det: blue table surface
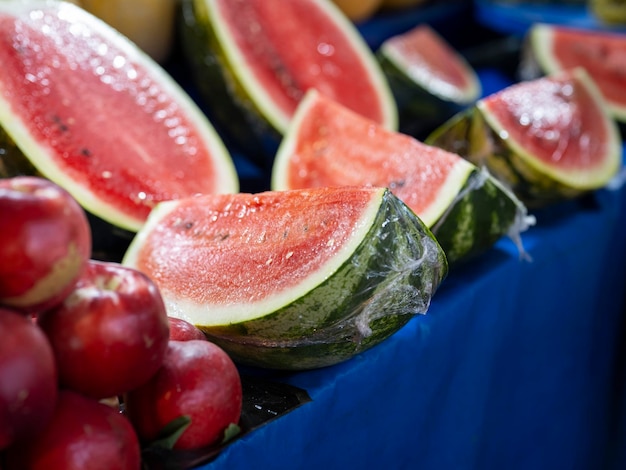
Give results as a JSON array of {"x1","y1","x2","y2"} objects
[{"x1": 172, "y1": 2, "x2": 626, "y2": 468}]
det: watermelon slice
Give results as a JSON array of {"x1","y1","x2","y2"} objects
[
  {"x1": 272, "y1": 89, "x2": 531, "y2": 265},
  {"x1": 427, "y1": 68, "x2": 622, "y2": 207},
  {"x1": 0, "y1": 0, "x2": 239, "y2": 234},
  {"x1": 522, "y1": 23, "x2": 626, "y2": 122},
  {"x1": 377, "y1": 24, "x2": 482, "y2": 136},
  {"x1": 122, "y1": 186, "x2": 447, "y2": 370},
  {"x1": 179, "y1": 0, "x2": 398, "y2": 161}
]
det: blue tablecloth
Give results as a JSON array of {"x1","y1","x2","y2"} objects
[{"x1": 194, "y1": 166, "x2": 625, "y2": 469}]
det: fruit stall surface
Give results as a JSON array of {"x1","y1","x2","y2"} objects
[
  {"x1": 2, "y1": 0, "x2": 626, "y2": 469},
  {"x1": 173, "y1": 2, "x2": 625, "y2": 469}
]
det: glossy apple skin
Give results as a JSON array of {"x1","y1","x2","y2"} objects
[
  {"x1": 0, "y1": 177, "x2": 91, "y2": 314},
  {"x1": 168, "y1": 316, "x2": 206, "y2": 341},
  {"x1": 125, "y1": 340, "x2": 243, "y2": 450},
  {"x1": 37, "y1": 260, "x2": 170, "y2": 399},
  {"x1": 4, "y1": 390, "x2": 140, "y2": 470},
  {"x1": 0, "y1": 308, "x2": 57, "y2": 451}
]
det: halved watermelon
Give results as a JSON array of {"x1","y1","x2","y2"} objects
[
  {"x1": 377, "y1": 24, "x2": 482, "y2": 136},
  {"x1": 272, "y1": 89, "x2": 531, "y2": 265},
  {"x1": 122, "y1": 186, "x2": 447, "y2": 370},
  {"x1": 0, "y1": 0, "x2": 239, "y2": 234},
  {"x1": 427, "y1": 68, "x2": 622, "y2": 207},
  {"x1": 521, "y1": 23, "x2": 626, "y2": 122},
  {"x1": 179, "y1": 0, "x2": 398, "y2": 161}
]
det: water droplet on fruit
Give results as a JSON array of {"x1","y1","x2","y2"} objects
[
  {"x1": 30, "y1": 10, "x2": 45, "y2": 22},
  {"x1": 112, "y1": 55, "x2": 126, "y2": 69},
  {"x1": 519, "y1": 113, "x2": 531, "y2": 126},
  {"x1": 317, "y1": 42, "x2": 335, "y2": 57},
  {"x1": 96, "y1": 42, "x2": 108, "y2": 57}
]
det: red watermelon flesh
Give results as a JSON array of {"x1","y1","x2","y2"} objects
[
  {"x1": 0, "y1": 2, "x2": 237, "y2": 231},
  {"x1": 211, "y1": 0, "x2": 395, "y2": 129},
  {"x1": 529, "y1": 24, "x2": 626, "y2": 121},
  {"x1": 272, "y1": 90, "x2": 474, "y2": 227},
  {"x1": 480, "y1": 69, "x2": 617, "y2": 178},
  {"x1": 127, "y1": 187, "x2": 378, "y2": 308}
]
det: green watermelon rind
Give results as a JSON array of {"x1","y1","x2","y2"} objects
[
  {"x1": 123, "y1": 188, "x2": 448, "y2": 370},
  {"x1": 426, "y1": 69, "x2": 622, "y2": 207},
  {"x1": 524, "y1": 23, "x2": 626, "y2": 123},
  {"x1": 431, "y1": 166, "x2": 531, "y2": 264},
  {"x1": 179, "y1": 0, "x2": 278, "y2": 159},
  {"x1": 180, "y1": 0, "x2": 398, "y2": 153},
  {"x1": 0, "y1": 0, "x2": 239, "y2": 233}
]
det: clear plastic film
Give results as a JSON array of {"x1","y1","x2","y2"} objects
[{"x1": 430, "y1": 165, "x2": 536, "y2": 264}]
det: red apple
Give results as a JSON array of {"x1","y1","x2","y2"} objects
[
  {"x1": 0, "y1": 307, "x2": 57, "y2": 451},
  {"x1": 37, "y1": 260, "x2": 170, "y2": 399},
  {"x1": 0, "y1": 176, "x2": 91, "y2": 314},
  {"x1": 4, "y1": 389, "x2": 141, "y2": 470},
  {"x1": 124, "y1": 339, "x2": 243, "y2": 450},
  {"x1": 168, "y1": 316, "x2": 206, "y2": 341}
]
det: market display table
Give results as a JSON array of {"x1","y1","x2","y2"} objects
[
  {"x1": 194, "y1": 164, "x2": 626, "y2": 469},
  {"x1": 164, "y1": 3, "x2": 626, "y2": 468}
]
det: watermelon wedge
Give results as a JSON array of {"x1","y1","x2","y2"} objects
[
  {"x1": 522, "y1": 23, "x2": 626, "y2": 122},
  {"x1": 179, "y1": 0, "x2": 398, "y2": 161},
  {"x1": 272, "y1": 89, "x2": 531, "y2": 265},
  {"x1": 377, "y1": 24, "x2": 482, "y2": 136},
  {"x1": 427, "y1": 68, "x2": 622, "y2": 207},
  {"x1": 122, "y1": 186, "x2": 447, "y2": 370},
  {"x1": 0, "y1": 0, "x2": 239, "y2": 234}
]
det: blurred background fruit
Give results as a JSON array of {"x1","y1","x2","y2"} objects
[
  {"x1": 589, "y1": 0, "x2": 626, "y2": 24},
  {"x1": 331, "y1": 0, "x2": 383, "y2": 22},
  {"x1": 79, "y1": 0, "x2": 177, "y2": 62},
  {"x1": 380, "y1": 0, "x2": 429, "y2": 10}
]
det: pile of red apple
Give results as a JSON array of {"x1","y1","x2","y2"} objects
[{"x1": 0, "y1": 177, "x2": 243, "y2": 470}]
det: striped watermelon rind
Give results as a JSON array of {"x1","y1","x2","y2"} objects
[
  {"x1": 179, "y1": 0, "x2": 398, "y2": 161},
  {"x1": 122, "y1": 187, "x2": 447, "y2": 370},
  {"x1": 430, "y1": 166, "x2": 532, "y2": 264},
  {"x1": 0, "y1": 0, "x2": 239, "y2": 234},
  {"x1": 426, "y1": 68, "x2": 623, "y2": 207}
]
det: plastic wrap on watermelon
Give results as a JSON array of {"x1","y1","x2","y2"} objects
[
  {"x1": 430, "y1": 166, "x2": 536, "y2": 263},
  {"x1": 122, "y1": 186, "x2": 448, "y2": 370}
]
